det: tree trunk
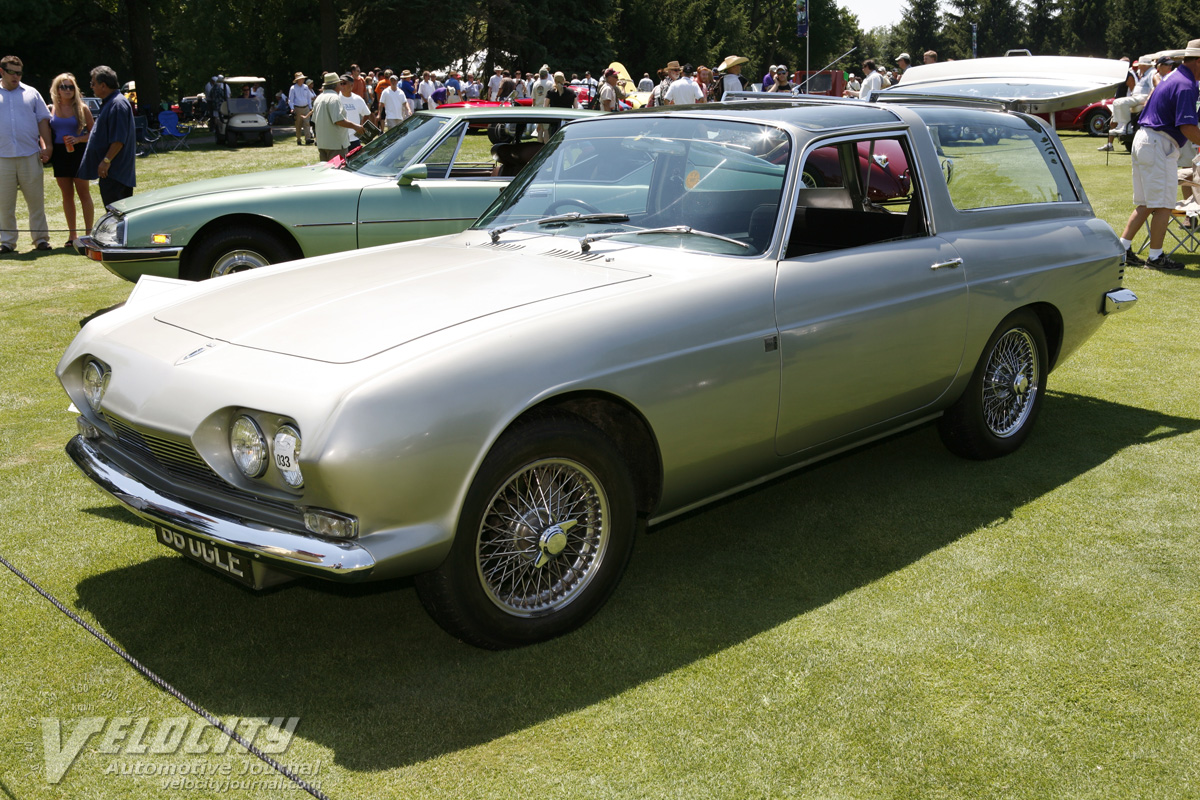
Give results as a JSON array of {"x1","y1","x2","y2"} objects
[
  {"x1": 321, "y1": 0, "x2": 339, "y2": 71},
  {"x1": 125, "y1": 0, "x2": 161, "y2": 114}
]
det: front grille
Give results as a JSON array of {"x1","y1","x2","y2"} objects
[
  {"x1": 104, "y1": 413, "x2": 222, "y2": 488},
  {"x1": 101, "y1": 412, "x2": 295, "y2": 512}
]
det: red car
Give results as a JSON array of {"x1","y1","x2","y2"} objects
[
  {"x1": 801, "y1": 139, "x2": 912, "y2": 202},
  {"x1": 1038, "y1": 98, "x2": 1112, "y2": 137}
]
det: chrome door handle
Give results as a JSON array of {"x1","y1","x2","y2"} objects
[{"x1": 930, "y1": 258, "x2": 963, "y2": 271}]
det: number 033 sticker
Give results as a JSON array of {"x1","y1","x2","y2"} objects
[{"x1": 274, "y1": 431, "x2": 299, "y2": 471}]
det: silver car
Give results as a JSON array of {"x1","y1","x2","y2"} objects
[{"x1": 59, "y1": 79, "x2": 1136, "y2": 648}]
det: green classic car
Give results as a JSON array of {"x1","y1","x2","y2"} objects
[{"x1": 80, "y1": 106, "x2": 597, "y2": 281}]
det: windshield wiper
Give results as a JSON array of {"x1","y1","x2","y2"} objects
[
  {"x1": 488, "y1": 212, "x2": 630, "y2": 243},
  {"x1": 579, "y1": 226, "x2": 752, "y2": 253}
]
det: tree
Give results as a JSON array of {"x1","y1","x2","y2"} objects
[
  {"x1": 894, "y1": 0, "x2": 943, "y2": 63},
  {"x1": 1060, "y1": 0, "x2": 1107, "y2": 56},
  {"x1": 1105, "y1": 0, "x2": 1160, "y2": 61},
  {"x1": 1023, "y1": 0, "x2": 1060, "y2": 56}
]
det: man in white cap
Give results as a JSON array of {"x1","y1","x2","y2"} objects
[
  {"x1": 895, "y1": 52, "x2": 911, "y2": 82},
  {"x1": 488, "y1": 66, "x2": 504, "y2": 102},
  {"x1": 1116, "y1": 39, "x2": 1200, "y2": 270}
]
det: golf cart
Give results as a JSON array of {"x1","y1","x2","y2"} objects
[{"x1": 211, "y1": 76, "x2": 273, "y2": 146}]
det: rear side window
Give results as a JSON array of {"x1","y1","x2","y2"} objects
[{"x1": 915, "y1": 107, "x2": 1078, "y2": 209}]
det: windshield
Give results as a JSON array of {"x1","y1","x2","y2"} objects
[
  {"x1": 475, "y1": 116, "x2": 791, "y2": 256},
  {"x1": 344, "y1": 113, "x2": 450, "y2": 176}
]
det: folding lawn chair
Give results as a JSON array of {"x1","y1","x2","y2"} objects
[
  {"x1": 157, "y1": 110, "x2": 192, "y2": 151},
  {"x1": 134, "y1": 116, "x2": 159, "y2": 156}
]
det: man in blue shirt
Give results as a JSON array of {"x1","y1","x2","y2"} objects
[
  {"x1": 1117, "y1": 41, "x2": 1200, "y2": 270},
  {"x1": 78, "y1": 66, "x2": 136, "y2": 209}
]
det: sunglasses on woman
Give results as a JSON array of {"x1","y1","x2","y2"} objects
[{"x1": 59, "y1": 84, "x2": 75, "y2": 91}]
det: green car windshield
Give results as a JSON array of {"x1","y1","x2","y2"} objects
[
  {"x1": 475, "y1": 116, "x2": 791, "y2": 256},
  {"x1": 344, "y1": 114, "x2": 450, "y2": 177}
]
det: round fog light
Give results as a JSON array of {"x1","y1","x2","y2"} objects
[
  {"x1": 231, "y1": 415, "x2": 267, "y2": 478},
  {"x1": 273, "y1": 425, "x2": 303, "y2": 487}
]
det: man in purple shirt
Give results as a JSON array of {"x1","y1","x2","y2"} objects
[{"x1": 1117, "y1": 40, "x2": 1200, "y2": 271}]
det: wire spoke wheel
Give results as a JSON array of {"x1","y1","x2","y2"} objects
[
  {"x1": 981, "y1": 328, "x2": 1038, "y2": 438},
  {"x1": 477, "y1": 458, "x2": 609, "y2": 617},
  {"x1": 416, "y1": 414, "x2": 636, "y2": 648},
  {"x1": 938, "y1": 310, "x2": 1047, "y2": 460}
]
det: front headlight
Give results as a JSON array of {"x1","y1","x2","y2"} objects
[
  {"x1": 273, "y1": 425, "x2": 303, "y2": 488},
  {"x1": 81, "y1": 359, "x2": 110, "y2": 412},
  {"x1": 91, "y1": 213, "x2": 126, "y2": 246},
  {"x1": 230, "y1": 415, "x2": 267, "y2": 478}
]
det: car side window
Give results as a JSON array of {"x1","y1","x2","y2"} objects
[
  {"x1": 424, "y1": 123, "x2": 467, "y2": 179},
  {"x1": 788, "y1": 135, "x2": 926, "y2": 258},
  {"x1": 915, "y1": 107, "x2": 1079, "y2": 209}
]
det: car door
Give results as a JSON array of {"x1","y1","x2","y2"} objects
[{"x1": 774, "y1": 134, "x2": 968, "y2": 456}]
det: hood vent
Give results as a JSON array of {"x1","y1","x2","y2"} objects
[
  {"x1": 543, "y1": 248, "x2": 606, "y2": 262},
  {"x1": 475, "y1": 241, "x2": 525, "y2": 251}
]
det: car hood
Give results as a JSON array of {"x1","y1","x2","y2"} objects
[
  {"x1": 881, "y1": 56, "x2": 1129, "y2": 113},
  {"x1": 112, "y1": 164, "x2": 364, "y2": 213},
  {"x1": 153, "y1": 240, "x2": 650, "y2": 363}
]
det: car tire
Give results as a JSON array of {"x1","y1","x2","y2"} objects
[
  {"x1": 801, "y1": 168, "x2": 824, "y2": 189},
  {"x1": 415, "y1": 414, "x2": 637, "y2": 649},
  {"x1": 226, "y1": 131, "x2": 237, "y2": 146},
  {"x1": 1084, "y1": 109, "x2": 1110, "y2": 137},
  {"x1": 262, "y1": 132, "x2": 273, "y2": 147},
  {"x1": 981, "y1": 126, "x2": 1002, "y2": 146},
  {"x1": 184, "y1": 225, "x2": 295, "y2": 280},
  {"x1": 937, "y1": 309, "x2": 1047, "y2": 460}
]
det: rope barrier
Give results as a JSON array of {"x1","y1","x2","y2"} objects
[{"x1": 0, "y1": 551, "x2": 333, "y2": 800}]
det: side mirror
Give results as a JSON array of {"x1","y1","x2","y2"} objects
[{"x1": 398, "y1": 163, "x2": 428, "y2": 186}]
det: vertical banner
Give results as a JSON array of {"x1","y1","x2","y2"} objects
[{"x1": 797, "y1": 0, "x2": 809, "y2": 37}]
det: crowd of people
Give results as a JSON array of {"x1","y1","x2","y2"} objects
[
  {"x1": 9, "y1": 41, "x2": 1200, "y2": 266},
  {"x1": 0, "y1": 56, "x2": 135, "y2": 253}
]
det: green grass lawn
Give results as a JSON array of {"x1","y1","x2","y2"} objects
[{"x1": 2, "y1": 128, "x2": 1199, "y2": 800}]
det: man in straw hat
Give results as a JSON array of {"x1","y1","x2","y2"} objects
[
  {"x1": 715, "y1": 55, "x2": 747, "y2": 100},
  {"x1": 312, "y1": 72, "x2": 364, "y2": 162},
  {"x1": 287, "y1": 71, "x2": 315, "y2": 145},
  {"x1": 650, "y1": 60, "x2": 681, "y2": 107},
  {"x1": 1115, "y1": 39, "x2": 1200, "y2": 271}
]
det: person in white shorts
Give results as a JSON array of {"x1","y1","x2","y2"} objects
[{"x1": 1117, "y1": 40, "x2": 1200, "y2": 271}]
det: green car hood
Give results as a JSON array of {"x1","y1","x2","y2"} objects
[{"x1": 112, "y1": 164, "x2": 366, "y2": 213}]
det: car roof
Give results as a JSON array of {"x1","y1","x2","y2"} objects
[
  {"x1": 615, "y1": 100, "x2": 907, "y2": 132},
  {"x1": 419, "y1": 106, "x2": 598, "y2": 120}
]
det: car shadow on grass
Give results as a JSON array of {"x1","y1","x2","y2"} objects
[{"x1": 71, "y1": 390, "x2": 1200, "y2": 771}]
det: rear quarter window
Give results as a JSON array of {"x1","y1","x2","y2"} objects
[{"x1": 915, "y1": 107, "x2": 1078, "y2": 210}]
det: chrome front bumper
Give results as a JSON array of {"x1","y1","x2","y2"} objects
[
  {"x1": 77, "y1": 235, "x2": 183, "y2": 264},
  {"x1": 66, "y1": 434, "x2": 376, "y2": 584}
]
